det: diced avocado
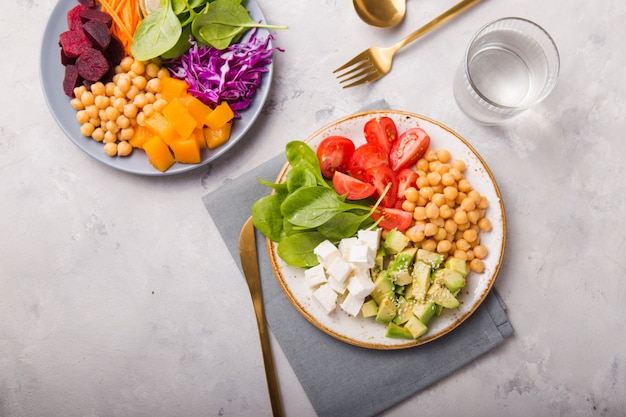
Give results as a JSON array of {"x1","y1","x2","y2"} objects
[
  {"x1": 433, "y1": 268, "x2": 466, "y2": 293},
  {"x1": 427, "y1": 282, "x2": 460, "y2": 309},
  {"x1": 417, "y1": 249, "x2": 444, "y2": 268},
  {"x1": 371, "y1": 271, "x2": 395, "y2": 304},
  {"x1": 388, "y1": 248, "x2": 417, "y2": 286},
  {"x1": 361, "y1": 299, "x2": 378, "y2": 318},
  {"x1": 404, "y1": 316, "x2": 428, "y2": 339},
  {"x1": 375, "y1": 297, "x2": 397, "y2": 324},
  {"x1": 434, "y1": 304, "x2": 443, "y2": 316},
  {"x1": 445, "y1": 257, "x2": 468, "y2": 276},
  {"x1": 410, "y1": 260, "x2": 431, "y2": 301},
  {"x1": 383, "y1": 229, "x2": 410, "y2": 255},
  {"x1": 412, "y1": 300, "x2": 436, "y2": 324},
  {"x1": 373, "y1": 248, "x2": 385, "y2": 273},
  {"x1": 393, "y1": 297, "x2": 415, "y2": 325},
  {"x1": 385, "y1": 322, "x2": 414, "y2": 339}
]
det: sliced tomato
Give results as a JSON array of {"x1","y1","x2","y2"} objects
[
  {"x1": 332, "y1": 171, "x2": 376, "y2": 200},
  {"x1": 363, "y1": 165, "x2": 398, "y2": 208},
  {"x1": 316, "y1": 135, "x2": 355, "y2": 179},
  {"x1": 363, "y1": 116, "x2": 398, "y2": 155},
  {"x1": 389, "y1": 127, "x2": 430, "y2": 172},
  {"x1": 396, "y1": 168, "x2": 419, "y2": 199},
  {"x1": 370, "y1": 207, "x2": 413, "y2": 231},
  {"x1": 348, "y1": 144, "x2": 388, "y2": 181}
]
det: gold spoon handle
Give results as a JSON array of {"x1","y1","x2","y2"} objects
[{"x1": 392, "y1": 0, "x2": 482, "y2": 52}]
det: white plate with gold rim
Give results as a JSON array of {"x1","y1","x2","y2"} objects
[{"x1": 267, "y1": 110, "x2": 506, "y2": 349}]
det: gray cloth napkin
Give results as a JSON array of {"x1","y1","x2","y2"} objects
[{"x1": 202, "y1": 103, "x2": 513, "y2": 417}]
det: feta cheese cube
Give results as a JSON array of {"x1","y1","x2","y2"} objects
[
  {"x1": 347, "y1": 268, "x2": 375, "y2": 298},
  {"x1": 313, "y1": 240, "x2": 340, "y2": 268},
  {"x1": 358, "y1": 228, "x2": 381, "y2": 251},
  {"x1": 340, "y1": 292, "x2": 365, "y2": 317},
  {"x1": 327, "y1": 276, "x2": 348, "y2": 295},
  {"x1": 338, "y1": 237, "x2": 359, "y2": 260},
  {"x1": 313, "y1": 284, "x2": 338, "y2": 315},
  {"x1": 348, "y1": 243, "x2": 375, "y2": 269},
  {"x1": 326, "y1": 256, "x2": 352, "y2": 284},
  {"x1": 304, "y1": 264, "x2": 327, "y2": 288}
]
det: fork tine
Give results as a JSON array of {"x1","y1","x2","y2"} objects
[
  {"x1": 333, "y1": 51, "x2": 369, "y2": 73},
  {"x1": 341, "y1": 70, "x2": 383, "y2": 88},
  {"x1": 335, "y1": 60, "x2": 373, "y2": 81}
]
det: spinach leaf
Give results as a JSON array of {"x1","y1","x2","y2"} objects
[
  {"x1": 194, "y1": 0, "x2": 287, "y2": 50},
  {"x1": 286, "y1": 166, "x2": 318, "y2": 193},
  {"x1": 277, "y1": 232, "x2": 327, "y2": 268},
  {"x1": 317, "y1": 211, "x2": 374, "y2": 242},
  {"x1": 131, "y1": 0, "x2": 182, "y2": 61},
  {"x1": 251, "y1": 194, "x2": 285, "y2": 243},
  {"x1": 281, "y1": 186, "x2": 369, "y2": 229},
  {"x1": 285, "y1": 141, "x2": 330, "y2": 188}
]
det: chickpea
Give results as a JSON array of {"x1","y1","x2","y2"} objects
[
  {"x1": 441, "y1": 172, "x2": 456, "y2": 186},
  {"x1": 424, "y1": 223, "x2": 438, "y2": 237},
  {"x1": 146, "y1": 62, "x2": 160, "y2": 78},
  {"x1": 437, "y1": 239, "x2": 452, "y2": 253},
  {"x1": 431, "y1": 193, "x2": 446, "y2": 207},
  {"x1": 424, "y1": 149, "x2": 438, "y2": 161},
  {"x1": 153, "y1": 98, "x2": 168, "y2": 112},
  {"x1": 469, "y1": 258, "x2": 485, "y2": 273},
  {"x1": 91, "y1": 82, "x2": 105, "y2": 96},
  {"x1": 463, "y1": 228, "x2": 479, "y2": 243},
  {"x1": 76, "y1": 110, "x2": 89, "y2": 124},
  {"x1": 434, "y1": 227, "x2": 447, "y2": 241},
  {"x1": 94, "y1": 95, "x2": 110, "y2": 109},
  {"x1": 478, "y1": 217, "x2": 492, "y2": 232},
  {"x1": 444, "y1": 219, "x2": 458, "y2": 234},
  {"x1": 421, "y1": 239, "x2": 437, "y2": 252},
  {"x1": 427, "y1": 171, "x2": 442, "y2": 186},
  {"x1": 443, "y1": 186, "x2": 458, "y2": 202},
  {"x1": 132, "y1": 75, "x2": 147, "y2": 90},
  {"x1": 419, "y1": 186, "x2": 434, "y2": 200},
  {"x1": 449, "y1": 167, "x2": 463, "y2": 181},
  {"x1": 80, "y1": 122, "x2": 95, "y2": 137},
  {"x1": 452, "y1": 159, "x2": 466, "y2": 172},
  {"x1": 146, "y1": 77, "x2": 162, "y2": 94},
  {"x1": 70, "y1": 98, "x2": 84, "y2": 110},
  {"x1": 130, "y1": 60, "x2": 145, "y2": 75},
  {"x1": 439, "y1": 204, "x2": 454, "y2": 219},
  {"x1": 458, "y1": 179, "x2": 472, "y2": 193},
  {"x1": 436, "y1": 149, "x2": 451, "y2": 163},
  {"x1": 425, "y1": 203, "x2": 439, "y2": 219},
  {"x1": 85, "y1": 105, "x2": 99, "y2": 119},
  {"x1": 103, "y1": 130, "x2": 117, "y2": 144},
  {"x1": 401, "y1": 200, "x2": 416, "y2": 212},
  {"x1": 404, "y1": 187, "x2": 419, "y2": 202},
  {"x1": 453, "y1": 250, "x2": 467, "y2": 261},
  {"x1": 103, "y1": 142, "x2": 118, "y2": 156},
  {"x1": 473, "y1": 244, "x2": 488, "y2": 259},
  {"x1": 117, "y1": 141, "x2": 133, "y2": 156},
  {"x1": 413, "y1": 207, "x2": 427, "y2": 221},
  {"x1": 120, "y1": 56, "x2": 134, "y2": 72},
  {"x1": 123, "y1": 103, "x2": 138, "y2": 119},
  {"x1": 453, "y1": 209, "x2": 469, "y2": 225},
  {"x1": 91, "y1": 127, "x2": 105, "y2": 142},
  {"x1": 461, "y1": 197, "x2": 476, "y2": 211},
  {"x1": 456, "y1": 238, "x2": 471, "y2": 251}
]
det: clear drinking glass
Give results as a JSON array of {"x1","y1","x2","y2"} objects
[{"x1": 453, "y1": 17, "x2": 560, "y2": 125}]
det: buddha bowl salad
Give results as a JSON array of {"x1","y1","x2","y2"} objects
[
  {"x1": 58, "y1": 0, "x2": 285, "y2": 172},
  {"x1": 252, "y1": 116, "x2": 493, "y2": 340}
]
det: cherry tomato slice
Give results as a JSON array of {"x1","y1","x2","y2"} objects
[
  {"x1": 389, "y1": 127, "x2": 430, "y2": 172},
  {"x1": 370, "y1": 207, "x2": 413, "y2": 231},
  {"x1": 363, "y1": 116, "x2": 398, "y2": 155},
  {"x1": 396, "y1": 168, "x2": 419, "y2": 199},
  {"x1": 332, "y1": 171, "x2": 376, "y2": 200},
  {"x1": 364, "y1": 165, "x2": 398, "y2": 208},
  {"x1": 316, "y1": 135, "x2": 355, "y2": 179},
  {"x1": 348, "y1": 144, "x2": 388, "y2": 181}
]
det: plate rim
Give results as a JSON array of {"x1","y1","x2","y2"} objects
[
  {"x1": 266, "y1": 109, "x2": 507, "y2": 350},
  {"x1": 40, "y1": 0, "x2": 274, "y2": 176}
]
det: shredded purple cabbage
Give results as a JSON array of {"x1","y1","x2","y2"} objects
[{"x1": 167, "y1": 31, "x2": 283, "y2": 118}]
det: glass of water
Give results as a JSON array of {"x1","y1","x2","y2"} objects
[{"x1": 453, "y1": 17, "x2": 560, "y2": 125}]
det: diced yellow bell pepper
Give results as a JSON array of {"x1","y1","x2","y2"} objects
[
  {"x1": 143, "y1": 136, "x2": 175, "y2": 172},
  {"x1": 190, "y1": 127, "x2": 207, "y2": 150},
  {"x1": 170, "y1": 138, "x2": 201, "y2": 164},
  {"x1": 205, "y1": 101, "x2": 234, "y2": 130},
  {"x1": 129, "y1": 125, "x2": 154, "y2": 149},
  {"x1": 204, "y1": 122, "x2": 232, "y2": 149},
  {"x1": 180, "y1": 95, "x2": 214, "y2": 128},
  {"x1": 160, "y1": 77, "x2": 188, "y2": 102},
  {"x1": 162, "y1": 98, "x2": 197, "y2": 140},
  {"x1": 144, "y1": 112, "x2": 178, "y2": 145}
]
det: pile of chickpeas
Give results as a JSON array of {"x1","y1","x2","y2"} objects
[
  {"x1": 400, "y1": 148, "x2": 492, "y2": 274},
  {"x1": 69, "y1": 56, "x2": 170, "y2": 157}
]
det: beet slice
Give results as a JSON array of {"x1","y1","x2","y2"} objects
[
  {"x1": 60, "y1": 48, "x2": 76, "y2": 66},
  {"x1": 59, "y1": 30, "x2": 92, "y2": 58},
  {"x1": 76, "y1": 48, "x2": 110, "y2": 82},
  {"x1": 63, "y1": 64, "x2": 81, "y2": 97},
  {"x1": 78, "y1": 0, "x2": 97, "y2": 7},
  {"x1": 67, "y1": 5, "x2": 87, "y2": 31},
  {"x1": 79, "y1": 8, "x2": 112, "y2": 27},
  {"x1": 82, "y1": 20, "x2": 111, "y2": 51},
  {"x1": 104, "y1": 35, "x2": 125, "y2": 65}
]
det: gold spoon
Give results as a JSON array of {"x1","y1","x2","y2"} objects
[{"x1": 353, "y1": 0, "x2": 407, "y2": 28}]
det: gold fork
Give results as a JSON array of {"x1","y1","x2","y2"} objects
[{"x1": 334, "y1": 0, "x2": 482, "y2": 88}]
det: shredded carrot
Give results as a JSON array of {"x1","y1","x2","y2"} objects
[{"x1": 97, "y1": 0, "x2": 142, "y2": 56}]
